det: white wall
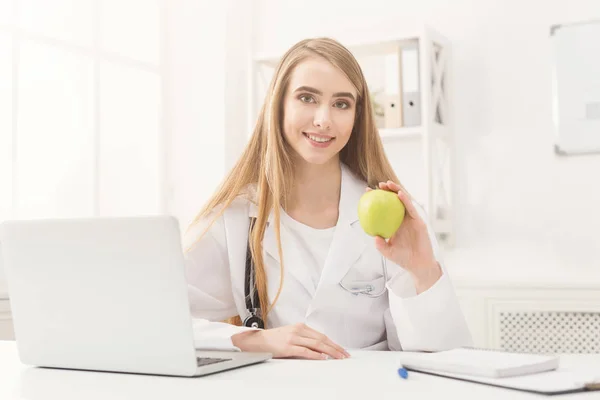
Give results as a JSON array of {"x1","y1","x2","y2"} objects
[
  {"x1": 165, "y1": 0, "x2": 252, "y2": 231},
  {"x1": 165, "y1": 0, "x2": 225, "y2": 231},
  {"x1": 224, "y1": 0, "x2": 254, "y2": 172},
  {"x1": 251, "y1": 0, "x2": 600, "y2": 273}
]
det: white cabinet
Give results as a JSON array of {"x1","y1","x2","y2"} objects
[
  {"x1": 444, "y1": 240, "x2": 600, "y2": 353},
  {"x1": 447, "y1": 242, "x2": 600, "y2": 354},
  {"x1": 0, "y1": 298, "x2": 14, "y2": 340},
  {"x1": 456, "y1": 285, "x2": 600, "y2": 353}
]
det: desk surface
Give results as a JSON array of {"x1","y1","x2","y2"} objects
[{"x1": 1, "y1": 341, "x2": 599, "y2": 400}]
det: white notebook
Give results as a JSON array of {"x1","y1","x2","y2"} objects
[
  {"x1": 396, "y1": 348, "x2": 559, "y2": 378},
  {"x1": 396, "y1": 348, "x2": 600, "y2": 395},
  {"x1": 419, "y1": 368, "x2": 600, "y2": 395}
]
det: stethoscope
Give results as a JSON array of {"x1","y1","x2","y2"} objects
[
  {"x1": 243, "y1": 218, "x2": 265, "y2": 329},
  {"x1": 338, "y1": 257, "x2": 389, "y2": 298},
  {"x1": 243, "y1": 218, "x2": 389, "y2": 328}
]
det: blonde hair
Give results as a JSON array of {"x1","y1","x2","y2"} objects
[{"x1": 187, "y1": 37, "x2": 403, "y2": 327}]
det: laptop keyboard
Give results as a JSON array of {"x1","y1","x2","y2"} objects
[{"x1": 197, "y1": 357, "x2": 232, "y2": 367}]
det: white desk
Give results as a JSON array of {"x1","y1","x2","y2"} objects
[{"x1": 1, "y1": 342, "x2": 599, "y2": 399}]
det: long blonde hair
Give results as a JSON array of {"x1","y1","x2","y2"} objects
[{"x1": 187, "y1": 37, "x2": 402, "y2": 327}]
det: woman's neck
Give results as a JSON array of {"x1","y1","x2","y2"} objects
[{"x1": 285, "y1": 156, "x2": 342, "y2": 228}]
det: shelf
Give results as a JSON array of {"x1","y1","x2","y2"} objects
[
  {"x1": 378, "y1": 127, "x2": 422, "y2": 141},
  {"x1": 254, "y1": 38, "x2": 418, "y2": 67},
  {"x1": 378, "y1": 123, "x2": 449, "y2": 141},
  {"x1": 252, "y1": 24, "x2": 442, "y2": 66},
  {"x1": 430, "y1": 122, "x2": 451, "y2": 140}
]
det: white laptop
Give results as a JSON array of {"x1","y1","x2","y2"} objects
[{"x1": 0, "y1": 216, "x2": 271, "y2": 377}]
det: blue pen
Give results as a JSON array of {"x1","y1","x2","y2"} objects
[{"x1": 398, "y1": 365, "x2": 409, "y2": 379}]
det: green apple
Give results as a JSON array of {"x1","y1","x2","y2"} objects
[{"x1": 357, "y1": 189, "x2": 406, "y2": 239}]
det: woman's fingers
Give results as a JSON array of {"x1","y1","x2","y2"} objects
[
  {"x1": 385, "y1": 180, "x2": 402, "y2": 192},
  {"x1": 289, "y1": 346, "x2": 328, "y2": 360},
  {"x1": 299, "y1": 325, "x2": 350, "y2": 358},
  {"x1": 291, "y1": 336, "x2": 346, "y2": 360},
  {"x1": 374, "y1": 235, "x2": 391, "y2": 253},
  {"x1": 376, "y1": 181, "x2": 420, "y2": 221},
  {"x1": 396, "y1": 190, "x2": 419, "y2": 220}
]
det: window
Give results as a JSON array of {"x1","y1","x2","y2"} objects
[
  {"x1": 0, "y1": 0, "x2": 165, "y2": 223},
  {"x1": 99, "y1": 62, "x2": 161, "y2": 216}
]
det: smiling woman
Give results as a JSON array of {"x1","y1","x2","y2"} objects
[{"x1": 184, "y1": 37, "x2": 472, "y2": 359}]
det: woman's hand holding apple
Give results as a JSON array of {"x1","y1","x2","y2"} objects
[{"x1": 358, "y1": 181, "x2": 442, "y2": 294}]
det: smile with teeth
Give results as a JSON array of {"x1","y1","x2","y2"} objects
[{"x1": 303, "y1": 132, "x2": 334, "y2": 143}]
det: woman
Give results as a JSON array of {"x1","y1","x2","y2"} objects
[{"x1": 184, "y1": 37, "x2": 472, "y2": 360}]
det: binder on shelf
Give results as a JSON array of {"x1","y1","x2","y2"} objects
[
  {"x1": 383, "y1": 46, "x2": 403, "y2": 129},
  {"x1": 400, "y1": 45, "x2": 421, "y2": 127},
  {"x1": 381, "y1": 44, "x2": 421, "y2": 129}
]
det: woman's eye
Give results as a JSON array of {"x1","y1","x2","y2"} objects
[
  {"x1": 334, "y1": 101, "x2": 350, "y2": 109},
  {"x1": 299, "y1": 95, "x2": 316, "y2": 103}
]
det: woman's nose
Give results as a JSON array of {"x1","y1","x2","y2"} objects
[{"x1": 313, "y1": 105, "x2": 332, "y2": 130}]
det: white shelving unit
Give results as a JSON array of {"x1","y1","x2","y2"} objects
[
  {"x1": 249, "y1": 25, "x2": 455, "y2": 247},
  {"x1": 0, "y1": 297, "x2": 13, "y2": 340}
]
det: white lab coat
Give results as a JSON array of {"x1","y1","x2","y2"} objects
[{"x1": 184, "y1": 163, "x2": 473, "y2": 351}]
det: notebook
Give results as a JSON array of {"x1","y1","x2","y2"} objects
[
  {"x1": 396, "y1": 348, "x2": 559, "y2": 378},
  {"x1": 397, "y1": 348, "x2": 600, "y2": 395},
  {"x1": 412, "y1": 368, "x2": 600, "y2": 395}
]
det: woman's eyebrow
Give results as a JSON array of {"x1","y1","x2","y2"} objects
[{"x1": 293, "y1": 85, "x2": 356, "y2": 101}]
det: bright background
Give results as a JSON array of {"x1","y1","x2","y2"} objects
[{"x1": 1, "y1": 0, "x2": 600, "y2": 295}]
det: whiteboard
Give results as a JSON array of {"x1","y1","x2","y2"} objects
[{"x1": 551, "y1": 20, "x2": 600, "y2": 155}]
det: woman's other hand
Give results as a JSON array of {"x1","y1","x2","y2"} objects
[
  {"x1": 369, "y1": 181, "x2": 442, "y2": 294},
  {"x1": 231, "y1": 323, "x2": 350, "y2": 360}
]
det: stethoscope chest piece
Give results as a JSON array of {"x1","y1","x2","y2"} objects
[{"x1": 243, "y1": 313, "x2": 264, "y2": 329}]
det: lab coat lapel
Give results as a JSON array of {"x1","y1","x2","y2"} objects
[
  {"x1": 306, "y1": 163, "x2": 367, "y2": 316},
  {"x1": 249, "y1": 203, "x2": 316, "y2": 296}
]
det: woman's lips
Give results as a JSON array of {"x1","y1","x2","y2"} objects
[{"x1": 303, "y1": 132, "x2": 335, "y2": 148}]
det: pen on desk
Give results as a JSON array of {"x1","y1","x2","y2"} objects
[{"x1": 398, "y1": 365, "x2": 409, "y2": 379}]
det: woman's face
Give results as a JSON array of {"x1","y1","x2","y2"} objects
[{"x1": 282, "y1": 57, "x2": 357, "y2": 166}]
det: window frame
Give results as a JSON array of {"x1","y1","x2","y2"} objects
[{"x1": 0, "y1": 0, "x2": 169, "y2": 220}]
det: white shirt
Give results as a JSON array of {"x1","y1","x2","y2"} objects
[{"x1": 280, "y1": 209, "x2": 336, "y2": 290}]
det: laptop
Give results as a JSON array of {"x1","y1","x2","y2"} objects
[{"x1": 0, "y1": 215, "x2": 271, "y2": 377}]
